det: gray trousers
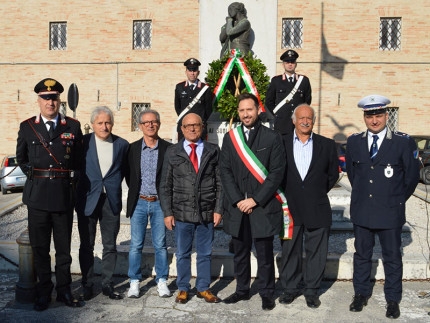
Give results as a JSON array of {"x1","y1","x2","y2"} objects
[{"x1": 78, "y1": 193, "x2": 120, "y2": 287}]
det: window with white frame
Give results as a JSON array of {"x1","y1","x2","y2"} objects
[
  {"x1": 132, "y1": 103, "x2": 151, "y2": 131},
  {"x1": 133, "y1": 20, "x2": 152, "y2": 50},
  {"x1": 50, "y1": 22, "x2": 67, "y2": 50},
  {"x1": 379, "y1": 18, "x2": 401, "y2": 51},
  {"x1": 386, "y1": 107, "x2": 399, "y2": 131},
  {"x1": 282, "y1": 18, "x2": 303, "y2": 49}
]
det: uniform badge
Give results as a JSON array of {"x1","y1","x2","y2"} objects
[
  {"x1": 61, "y1": 133, "x2": 75, "y2": 139},
  {"x1": 413, "y1": 149, "x2": 419, "y2": 159},
  {"x1": 384, "y1": 165, "x2": 393, "y2": 178}
]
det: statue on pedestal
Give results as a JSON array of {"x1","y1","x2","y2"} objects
[{"x1": 219, "y1": 2, "x2": 251, "y2": 58}]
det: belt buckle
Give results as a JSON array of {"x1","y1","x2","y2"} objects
[{"x1": 49, "y1": 167, "x2": 55, "y2": 179}]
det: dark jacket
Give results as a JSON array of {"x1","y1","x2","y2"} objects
[
  {"x1": 265, "y1": 73, "x2": 312, "y2": 135},
  {"x1": 174, "y1": 79, "x2": 213, "y2": 139},
  {"x1": 159, "y1": 139, "x2": 223, "y2": 223},
  {"x1": 220, "y1": 122, "x2": 286, "y2": 238},
  {"x1": 16, "y1": 114, "x2": 83, "y2": 212},
  {"x1": 283, "y1": 133, "x2": 339, "y2": 228},
  {"x1": 75, "y1": 133, "x2": 129, "y2": 216},
  {"x1": 346, "y1": 128, "x2": 420, "y2": 229},
  {"x1": 126, "y1": 137, "x2": 171, "y2": 218}
]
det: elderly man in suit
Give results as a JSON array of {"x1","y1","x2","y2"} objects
[
  {"x1": 220, "y1": 93, "x2": 285, "y2": 311},
  {"x1": 346, "y1": 95, "x2": 420, "y2": 319},
  {"x1": 126, "y1": 110, "x2": 172, "y2": 298},
  {"x1": 279, "y1": 104, "x2": 339, "y2": 308},
  {"x1": 76, "y1": 106, "x2": 129, "y2": 301}
]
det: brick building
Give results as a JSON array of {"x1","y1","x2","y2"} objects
[{"x1": 0, "y1": 0, "x2": 429, "y2": 159}]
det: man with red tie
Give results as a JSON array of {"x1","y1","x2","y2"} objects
[{"x1": 159, "y1": 113, "x2": 223, "y2": 304}]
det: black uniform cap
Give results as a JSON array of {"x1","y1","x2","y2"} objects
[
  {"x1": 280, "y1": 50, "x2": 299, "y2": 62},
  {"x1": 184, "y1": 58, "x2": 201, "y2": 69},
  {"x1": 34, "y1": 78, "x2": 64, "y2": 95}
]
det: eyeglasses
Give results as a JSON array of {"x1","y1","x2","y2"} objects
[
  {"x1": 140, "y1": 120, "x2": 159, "y2": 126},
  {"x1": 39, "y1": 94, "x2": 59, "y2": 101},
  {"x1": 182, "y1": 123, "x2": 202, "y2": 129}
]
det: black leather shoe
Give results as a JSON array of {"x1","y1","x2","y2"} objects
[
  {"x1": 386, "y1": 301, "x2": 400, "y2": 319},
  {"x1": 305, "y1": 295, "x2": 321, "y2": 308},
  {"x1": 34, "y1": 295, "x2": 51, "y2": 311},
  {"x1": 82, "y1": 285, "x2": 93, "y2": 301},
  {"x1": 261, "y1": 296, "x2": 276, "y2": 311},
  {"x1": 279, "y1": 291, "x2": 300, "y2": 304},
  {"x1": 102, "y1": 285, "x2": 123, "y2": 300},
  {"x1": 349, "y1": 294, "x2": 369, "y2": 312},
  {"x1": 57, "y1": 292, "x2": 84, "y2": 308},
  {"x1": 223, "y1": 292, "x2": 250, "y2": 304}
]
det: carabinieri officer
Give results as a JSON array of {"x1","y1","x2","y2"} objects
[
  {"x1": 16, "y1": 78, "x2": 84, "y2": 311},
  {"x1": 345, "y1": 94, "x2": 420, "y2": 319}
]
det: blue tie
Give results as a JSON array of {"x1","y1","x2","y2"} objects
[{"x1": 370, "y1": 135, "x2": 378, "y2": 160}]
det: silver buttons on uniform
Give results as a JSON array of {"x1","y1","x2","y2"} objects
[{"x1": 369, "y1": 194, "x2": 373, "y2": 198}]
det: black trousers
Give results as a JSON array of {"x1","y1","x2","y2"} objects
[
  {"x1": 353, "y1": 225, "x2": 403, "y2": 302},
  {"x1": 280, "y1": 225, "x2": 329, "y2": 297},
  {"x1": 78, "y1": 193, "x2": 120, "y2": 288},
  {"x1": 232, "y1": 213, "x2": 275, "y2": 298},
  {"x1": 28, "y1": 206, "x2": 73, "y2": 297}
]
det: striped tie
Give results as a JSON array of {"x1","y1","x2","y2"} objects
[{"x1": 370, "y1": 135, "x2": 378, "y2": 161}]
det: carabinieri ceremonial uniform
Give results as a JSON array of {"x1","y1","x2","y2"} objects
[
  {"x1": 16, "y1": 78, "x2": 83, "y2": 311},
  {"x1": 265, "y1": 50, "x2": 312, "y2": 135},
  {"x1": 174, "y1": 58, "x2": 213, "y2": 140}
]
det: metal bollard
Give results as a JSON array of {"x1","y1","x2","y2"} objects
[
  {"x1": 84, "y1": 123, "x2": 91, "y2": 134},
  {"x1": 15, "y1": 228, "x2": 36, "y2": 303}
]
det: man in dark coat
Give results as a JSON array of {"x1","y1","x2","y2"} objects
[
  {"x1": 76, "y1": 106, "x2": 129, "y2": 301},
  {"x1": 174, "y1": 58, "x2": 213, "y2": 140},
  {"x1": 265, "y1": 50, "x2": 312, "y2": 135},
  {"x1": 160, "y1": 113, "x2": 223, "y2": 305},
  {"x1": 220, "y1": 93, "x2": 285, "y2": 311},
  {"x1": 279, "y1": 104, "x2": 339, "y2": 308},
  {"x1": 126, "y1": 109, "x2": 172, "y2": 299},
  {"x1": 16, "y1": 78, "x2": 83, "y2": 311},
  {"x1": 346, "y1": 95, "x2": 420, "y2": 319}
]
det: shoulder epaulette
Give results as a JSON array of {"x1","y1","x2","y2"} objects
[
  {"x1": 65, "y1": 116, "x2": 79, "y2": 122},
  {"x1": 351, "y1": 131, "x2": 364, "y2": 137},
  {"x1": 393, "y1": 131, "x2": 410, "y2": 139},
  {"x1": 23, "y1": 116, "x2": 36, "y2": 122}
]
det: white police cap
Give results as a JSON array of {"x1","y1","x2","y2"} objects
[{"x1": 357, "y1": 95, "x2": 391, "y2": 113}]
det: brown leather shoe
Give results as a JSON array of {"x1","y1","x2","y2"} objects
[
  {"x1": 175, "y1": 291, "x2": 188, "y2": 304},
  {"x1": 196, "y1": 290, "x2": 221, "y2": 303}
]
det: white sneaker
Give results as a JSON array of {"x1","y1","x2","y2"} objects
[
  {"x1": 127, "y1": 281, "x2": 140, "y2": 298},
  {"x1": 157, "y1": 280, "x2": 171, "y2": 298}
]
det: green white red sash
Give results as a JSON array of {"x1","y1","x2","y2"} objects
[
  {"x1": 213, "y1": 49, "x2": 265, "y2": 112},
  {"x1": 229, "y1": 125, "x2": 293, "y2": 239}
]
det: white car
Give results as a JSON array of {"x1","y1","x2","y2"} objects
[{"x1": 0, "y1": 155, "x2": 26, "y2": 194}]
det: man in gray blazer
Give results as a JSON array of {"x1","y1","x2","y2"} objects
[{"x1": 76, "y1": 106, "x2": 129, "y2": 300}]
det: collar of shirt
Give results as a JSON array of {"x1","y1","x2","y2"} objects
[
  {"x1": 187, "y1": 80, "x2": 198, "y2": 87},
  {"x1": 243, "y1": 126, "x2": 254, "y2": 140},
  {"x1": 183, "y1": 139, "x2": 203, "y2": 165},
  {"x1": 142, "y1": 139, "x2": 159, "y2": 151},
  {"x1": 41, "y1": 114, "x2": 59, "y2": 129},
  {"x1": 293, "y1": 129, "x2": 313, "y2": 145},
  {"x1": 285, "y1": 73, "x2": 296, "y2": 80},
  {"x1": 367, "y1": 127, "x2": 387, "y2": 150}
]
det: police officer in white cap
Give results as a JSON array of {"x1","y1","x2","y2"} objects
[{"x1": 345, "y1": 95, "x2": 420, "y2": 319}]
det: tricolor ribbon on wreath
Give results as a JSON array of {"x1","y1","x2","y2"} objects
[
  {"x1": 212, "y1": 49, "x2": 266, "y2": 112},
  {"x1": 229, "y1": 125, "x2": 293, "y2": 239}
]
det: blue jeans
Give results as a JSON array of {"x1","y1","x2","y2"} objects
[
  {"x1": 128, "y1": 199, "x2": 168, "y2": 283},
  {"x1": 175, "y1": 220, "x2": 214, "y2": 292}
]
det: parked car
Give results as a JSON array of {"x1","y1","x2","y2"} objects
[
  {"x1": 0, "y1": 155, "x2": 26, "y2": 194},
  {"x1": 411, "y1": 135, "x2": 430, "y2": 185},
  {"x1": 335, "y1": 141, "x2": 347, "y2": 173}
]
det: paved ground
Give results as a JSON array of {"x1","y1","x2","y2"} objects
[{"x1": 1, "y1": 272, "x2": 430, "y2": 322}]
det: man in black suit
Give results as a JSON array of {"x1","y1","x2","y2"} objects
[
  {"x1": 279, "y1": 104, "x2": 339, "y2": 308},
  {"x1": 126, "y1": 110, "x2": 172, "y2": 299},
  {"x1": 174, "y1": 58, "x2": 213, "y2": 140},
  {"x1": 265, "y1": 50, "x2": 312, "y2": 135},
  {"x1": 346, "y1": 95, "x2": 420, "y2": 319},
  {"x1": 16, "y1": 78, "x2": 83, "y2": 311},
  {"x1": 76, "y1": 106, "x2": 129, "y2": 301},
  {"x1": 220, "y1": 93, "x2": 285, "y2": 311}
]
